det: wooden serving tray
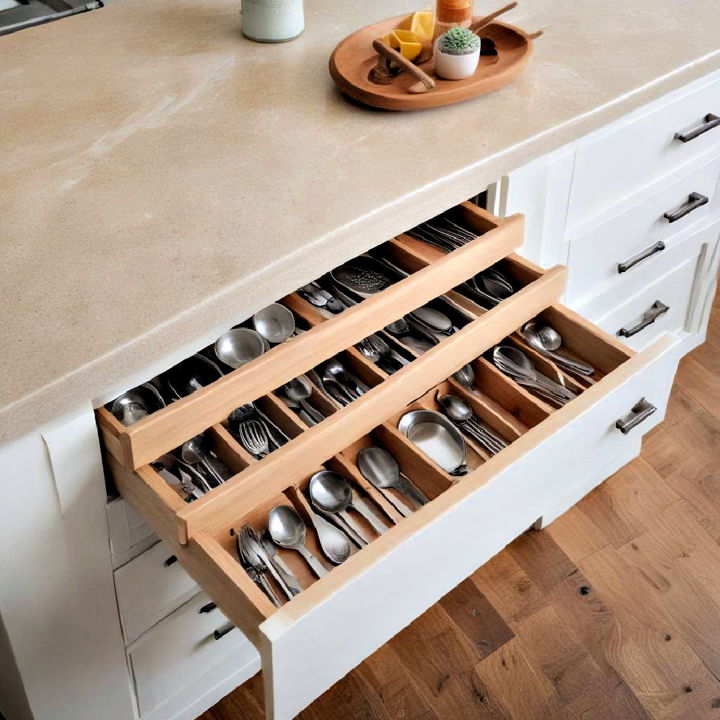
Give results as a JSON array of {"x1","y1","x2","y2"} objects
[{"x1": 329, "y1": 15, "x2": 534, "y2": 111}]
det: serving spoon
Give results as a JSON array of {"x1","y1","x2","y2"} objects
[
  {"x1": 521, "y1": 320, "x2": 594, "y2": 377},
  {"x1": 267, "y1": 506, "x2": 328, "y2": 578},
  {"x1": 357, "y1": 446, "x2": 429, "y2": 515}
]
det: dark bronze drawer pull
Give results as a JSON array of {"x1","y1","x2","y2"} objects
[
  {"x1": 674, "y1": 113, "x2": 720, "y2": 143},
  {"x1": 617, "y1": 241, "x2": 665, "y2": 273},
  {"x1": 616, "y1": 398, "x2": 657, "y2": 434},
  {"x1": 213, "y1": 621, "x2": 235, "y2": 640},
  {"x1": 199, "y1": 601, "x2": 217, "y2": 614},
  {"x1": 163, "y1": 555, "x2": 177, "y2": 567},
  {"x1": 617, "y1": 300, "x2": 669, "y2": 338},
  {"x1": 663, "y1": 192, "x2": 708, "y2": 223}
]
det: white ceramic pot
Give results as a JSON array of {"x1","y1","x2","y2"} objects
[
  {"x1": 434, "y1": 42, "x2": 481, "y2": 80},
  {"x1": 240, "y1": 0, "x2": 304, "y2": 43}
]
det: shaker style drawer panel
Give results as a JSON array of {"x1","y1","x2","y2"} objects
[
  {"x1": 568, "y1": 76, "x2": 720, "y2": 229},
  {"x1": 566, "y1": 156, "x2": 720, "y2": 306},
  {"x1": 115, "y1": 540, "x2": 197, "y2": 644},
  {"x1": 99, "y1": 201, "x2": 686, "y2": 720},
  {"x1": 128, "y1": 593, "x2": 259, "y2": 720},
  {"x1": 97, "y1": 204, "x2": 524, "y2": 470},
  {"x1": 578, "y1": 220, "x2": 719, "y2": 350}
]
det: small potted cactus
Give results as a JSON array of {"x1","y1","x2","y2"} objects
[{"x1": 434, "y1": 26, "x2": 481, "y2": 80}]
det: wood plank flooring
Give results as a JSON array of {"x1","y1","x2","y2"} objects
[{"x1": 201, "y1": 291, "x2": 720, "y2": 720}]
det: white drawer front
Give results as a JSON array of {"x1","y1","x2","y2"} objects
[
  {"x1": 568, "y1": 75, "x2": 720, "y2": 229},
  {"x1": 128, "y1": 593, "x2": 259, "y2": 720},
  {"x1": 586, "y1": 239, "x2": 708, "y2": 352},
  {"x1": 566, "y1": 156, "x2": 720, "y2": 306},
  {"x1": 115, "y1": 540, "x2": 198, "y2": 644},
  {"x1": 258, "y1": 336, "x2": 682, "y2": 720},
  {"x1": 107, "y1": 497, "x2": 157, "y2": 568}
]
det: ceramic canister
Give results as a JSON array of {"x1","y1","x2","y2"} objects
[{"x1": 240, "y1": 0, "x2": 304, "y2": 42}]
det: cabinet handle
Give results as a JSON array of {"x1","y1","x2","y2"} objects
[
  {"x1": 163, "y1": 555, "x2": 177, "y2": 567},
  {"x1": 615, "y1": 398, "x2": 657, "y2": 434},
  {"x1": 674, "y1": 113, "x2": 720, "y2": 143},
  {"x1": 663, "y1": 192, "x2": 708, "y2": 223},
  {"x1": 199, "y1": 601, "x2": 217, "y2": 614},
  {"x1": 617, "y1": 300, "x2": 669, "y2": 338},
  {"x1": 213, "y1": 621, "x2": 235, "y2": 640},
  {"x1": 617, "y1": 241, "x2": 666, "y2": 273}
]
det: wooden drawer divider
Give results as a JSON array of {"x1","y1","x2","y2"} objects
[{"x1": 97, "y1": 208, "x2": 524, "y2": 471}]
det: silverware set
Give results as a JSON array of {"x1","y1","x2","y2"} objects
[
  {"x1": 436, "y1": 393, "x2": 508, "y2": 456},
  {"x1": 406, "y1": 214, "x2": 478, "y2": 252},
  {"x1": 297, "y1": 281, "x2": 346, "y2": 314},
  {"x1": 315, "y1": 357, "x2": 370, "y2": 407},
  {"x1": 521, "y1": 319, "x2": 595, "y2": 377},
  {"x1": 398, "y1": 409, "x2": 470, "y2": 476},
  {"x1": 229, "y1": 402, "x2": 291, "y2": 458},
  {"x1": 492, "y1": 345, "x2": 577, "y2": 405}
]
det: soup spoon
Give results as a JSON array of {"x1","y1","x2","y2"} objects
[
  {"x1": 267, "y1": 506, "x2": 328, "y2": 578},
  {"x1": 521, "y1": 320, "x2": 594, "y2": 376}
]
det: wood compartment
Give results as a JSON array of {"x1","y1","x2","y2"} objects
[{"x1": 97, "y1": 205, "x2": 524, "y2": 471}]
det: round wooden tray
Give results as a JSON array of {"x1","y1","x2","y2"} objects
[{"x1": 329, "y1": 15, "x2": 534, "y2": 111}]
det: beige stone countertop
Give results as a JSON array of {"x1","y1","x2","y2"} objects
[{"x1": 2, "y1": 0, "x2": 720, "y2": 443}]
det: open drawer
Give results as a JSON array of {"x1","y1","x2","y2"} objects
[
  {"x1": 105, "y1": 290, "x2": 683, "y2": 718},
  {"x1": 97, "y1": 203, "x2": 524, "y2": 470}
]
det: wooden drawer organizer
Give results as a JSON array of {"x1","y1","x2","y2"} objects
[{"x1": 98, "y1": 202, "x2": 684, "y2": 720}]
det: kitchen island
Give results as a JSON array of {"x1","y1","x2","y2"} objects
[{"x1": 1, "y1": 1, "x2": 720, "y2": 719}]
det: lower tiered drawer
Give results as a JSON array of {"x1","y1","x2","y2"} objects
[{"x1": 99, "y1": 203, "x2": 685, "y2": 719}]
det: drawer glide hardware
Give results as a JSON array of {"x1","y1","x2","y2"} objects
[
  {"x1": 616, "y1": 398, "x2": 657, "y2": 434},
  {"x1": 663, "y1": 192, "x2": 708, "y2": 223},
  {"x1": 617, "y1": 241, "x2": 665, "y2": 273},
  {"x1": 617, "y1": 300, "x2": 669, "y2": 338},
  {"x1": 674, "y1": 113, "x2": 720, "y2": 143}
]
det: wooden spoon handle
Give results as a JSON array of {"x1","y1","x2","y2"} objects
[
  {"x1": 372, "y1": 39, "x2": 436, "y2": 92},
  {"x1": 469, "y1": 1, "x2": 518, "y2": 34}
]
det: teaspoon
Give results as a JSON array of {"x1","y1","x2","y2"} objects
[
  {"x1": 281, "y1": 376, "x2": 325, "y2": 425},
  {"x1": 267, "y1": 506, "x2": 328, "y2": 578},
  {"x1": 357, "y1": 446, "x2": 428, "y2": 514},
  {"x1": 180, "y1": 434, "x2": 229, "y2": 486}
]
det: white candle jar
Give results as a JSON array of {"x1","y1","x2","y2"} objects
[{"x1": 240, "y1": 0, "x2": 304, "y2": 43}]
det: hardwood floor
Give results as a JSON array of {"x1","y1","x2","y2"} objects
[{"x1": 201, "y1": 292, "x2": 720, "y2": 720}]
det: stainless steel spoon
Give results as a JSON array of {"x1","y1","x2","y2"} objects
[
  {"x1": 436, "y1": 394, "x2": 508, "y2": 455},
  {"x1": 398, "y1": 410, "x2": 469, "y2": 476},
  {"x1": 110, "y1": 383, "x2": 166, "y2": 426},
  {"x1": 252, "y1": 303, "x2": 296, "y2": 344},
  {"x1": 323, "y1": 358, "x2": 369, "y2": 398},
  {"x1": 259, "y1": 530, "x2": 303, "y2": 595},
  {"x1": 267, "y1": 506, "x2": 327, "y2": 578},
  {"x1": 301, "y1": 503, "x2": 353, "y2": 564},
  {"x1": 521, "y1": 320, "x2": 595, "y2": 376},
  {"x1": 493, "y1": 346, "x2": 576, "y2": 401},
  {"x1": 357, "y1": 446, "x2": 428, "y2": 514},
  {"x1": 215, "y1": 328, "x2": 266, "y2": 369},
  {"x1": 309, "y1": 470, "x2": 390, "y2": 537},
  {"x1": 452, "y1": 364, "x2": 475, "y2": 388},
  {"x1": 410, "y1": 306, "x2": 454, "y2": 335},
  {"x1": 180, "y1": 434, "x2": 229, "y2": 486},
  {"x1": 282, "y1": 376, "x2": 325, "y2": 424}
]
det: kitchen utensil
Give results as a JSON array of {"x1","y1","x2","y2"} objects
[
  {"x1": 252, "y1": 303, "x2": 296, "y2": 344},
  {"x1": 237, "y1": 419, "x2": 271, "y2": 459},
  {"x1": 234, "y1": 529, "x2": 282, "y2": 607},
  {"x1": 240, "y1": 526, "x2": 295, "y2": 601},
  {"x1": 330, "y1": 256, "x2": 394, "y2": 298},
  {"x1": 521, "y1": 320, "x2": 595, "y2": 376},
  {"x1": 165, "y1": 354, "x2": 223, "y2": 398},
  {"x1": 367, "y1": 333, "x2": 410, "y2": 367},
  {"x1": 452, "y1": 364, "x2": 475, "y2": 388},
  {"x1": 301, "y1": 503, "x2": 353, "y2": 564},
  {"x1": 259, "y1": 531, "x2": 303, "y2": 596},
  {"x1": 357, "y1": 446, "x2": 428, "y2": 515},
  {"x1": 215, "y1": 328, "x2": 266, "y2": 369},
  {"x1": 492, "y1": 346, "x2": 577, "y2": 403},
  {"x1": 298, "y1": 282, "x2": 344, "y2": 313},
  {"x1": 410, "y1": 306, "x2": 454, "y2": 336},
  {"x1": 436, "y1": 393, "x2": 508, "y2": 455},
  {"x1": 281, "y1": 376, "x2": 325, "y2": 424},
  {"x1": 322, "y1": 358, "x2": 369, "y2": 398},
  {"x1": 470, "y1": 2, "x2": 518, "y2": 34},
  {"x1": 267, "y1": 506, "x2": 328, "y2": 578},
  {"x1": 385, "y1": 317, "x2": 438, "y2": 350},
  {"x1": 110, "y1": 383, "x2": 166, "y2": 426},
  {"x1": 309, "y1": 470, "x2": 390, "y2": 537},
  {"x1": 180, "y1": 434, "x2": 230, "y2": 487},
  {"x1": 398, "y1": 410, "x2": 469, "y2": 475}
]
